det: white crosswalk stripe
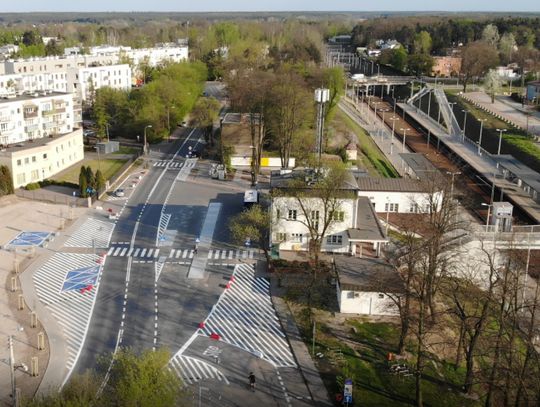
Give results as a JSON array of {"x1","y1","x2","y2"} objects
[
  {"x1": 205, "y1": 249, "x2": 254, "y2": 260},
  {"x1": 107, "y1": 246, "x2": 161, "y2": 258},
  {"x1": 199, "y1": 263, "x2": 296, "y2": 368},
  {"x1": 169, "y1": 355, "x2": 229, "y2": 385},
  {"x1": 64, "y1": 218, "x2": 114, "y2": 248},
  {"x1": 33, "y1": 253, "x2": 103, "y2": 372},
  {"x1": 153, "y1": 160, "x2": 184, "y2": 168}
]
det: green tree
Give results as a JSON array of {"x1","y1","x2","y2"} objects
[
  {"x1": 229, "y1": 204, "x2": 271, "y2": 262},
  {"x1": 44, "y1": 39, "x2": 62, "y2": 56},
  {"x1": 85, "y1": 166, "x2": 95, "y2": 191},
  {"x1": 95, "y1": 169, "x2": 105, "y2": 193},
  {"x1": 407, "y1": 53, "x2": 434, "y2": 76},
  {"x1": 0, "y1": 165, "x2": 15, "y2": 196},
  {"x1": 79, "y1": 166, "x2": 88, "y2": 198},
  {"x1": 189, "y1": 96, "x2": 221, "y2": 144},
  {"x1": 413, "y1": 31, "x2": 432, "y2": 55},
  {"x1": 322, "y1": 67, "x2": 345, "y2": 124},
  {"x1": 102, "y1": 348, "x2": 185, "y2": 407},
  {"x1": 391, "y1": 47, "x2": 408, "y2": 72},
  {"x1": 22, "y1": 371, "x2": 100, "y2": 407},
  {"x1": 22, "y1": 30, "x2": 42, "y2": 46}
]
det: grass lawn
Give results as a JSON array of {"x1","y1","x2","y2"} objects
[
  {"x1": 54, "y1": 158, "x2": 128, "y2": 184},
  {"x1": 282, "y1": 270, "x2": 481, "y2": 407},
  {"x1": 112, "y1": 146, "x2": 140, "y2": 155},
  {"x1": 334, "y1": 110, "x2": 398, "y2": 178}
]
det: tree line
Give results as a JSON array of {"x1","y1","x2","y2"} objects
[{"x1": 91, "y1": 61, "x2": 207, "y2": 142}]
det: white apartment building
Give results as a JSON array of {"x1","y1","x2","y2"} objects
[
  {"x1": 2, "y1": 54, "x2": 120, "y2": 76},
  {"x1": 0, "y1": 128, "x2": 83, "y2": 188},
  {"x1": 127, "y1": 46, "x2": 188, "y2": 67},
  {"x1": 0, "y1": 91, "x2": 75, "y2": 146},
  {"x1": 66, "y1": 64, "x2": 131, "y2": 102},
  {"x1": 270, "y1": 170, "x2": 387, "y2": 256},
  {"x1": 0, "y1": 72, "x2": 68, "y2": 97}
]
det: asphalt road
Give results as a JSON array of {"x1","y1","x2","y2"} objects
[{"x1": 72, "y1": 82, "x2": 314, "y2": 405}]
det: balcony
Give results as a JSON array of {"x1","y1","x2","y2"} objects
[
  {"x1": 43, "y1": 121, "x2": 56, "y2": 130},
  {"x1": 23, "y1": 110, "x2": 38, "y2": 119},
  {"x1": 53, "y1": 107, "x2": 66, "y2": 114},
  {"x1": 25, "y1": 124, "x2": 39, "y2": 132},
  {"x1": 0, "y1": 115, "x2": 12, "y2": 123},
  {"x1": 42, "y1": 110, "x2": 55, "y2": 117}
]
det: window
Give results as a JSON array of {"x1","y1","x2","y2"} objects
[
  {"x1": 384, "y1": 203, "x2": 399, "y2": 213},
  {"x1": 30, "y1": 170, "x2": 39, "y2": 181},
  {"x1": 410, "y1": 203, "x2": 420, "y2": 213},
  {"x1": 291, "y1": 233, "x2": 303, "y2": 243},
  {"x1": 326, "y1": 235, "x2": 343, "y2": 245},
  {"x1": 32, "y1": 156, "x2": 36, "y2": 163},
  {"x1": 16, "y1": 159, "x2": 21, "y2": 166},
  {"x1": 276, "y1": 209, "x2": 281, "y2": 219},
  {"x1": 311, "y1": 210, "x2": 319, "y2": 229},
  {"x1": 43, "y1": 153, "x2": 47, "y2": 159},
  {"x1": 287, "y1": 209, "x2": 297, "y2": 220},
  {"x1": 24, "y1": 157, "x2": 29, "y2": 164},
  {"x1": 378, "y1": 293, "x2": 385, "y2": 299},
  {"x1": 16, "y1": 173, "x2": 25, "y2": 185},
  {"x1": 275, "y1": 232, "x2": 287, "y2": 242},
  {"x1": 333, "y1": 211, "x2": 345, "y2": 222}
]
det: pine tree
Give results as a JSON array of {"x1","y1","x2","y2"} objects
[
  {"x1": 79, "y1": 166, "x2": 88, "y2": 198},
  {"x1": 95, "y1": 169, "x2": 105, "y2": 193}
]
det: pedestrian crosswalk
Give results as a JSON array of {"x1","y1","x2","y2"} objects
[
  {"x1": 106, "y1": 246, "x2": 161, "y2": 258},
  {"x1": 105, "y1": 247, "x2": 256, "y2": 261},
  {"x1": 199, "y1": 263, "x2": 296, "y2": 368},
  {"x1": 153, "y1": 160, "x2": 184, "y2": 168},
  {"x1": 169, "y1": 354, "x2": 229, "y2": 385},
  {"x1": 168, "y1": 248, "x2": 255, "y2": 260},
  {"x1": 33, "y1": 253, "x2": 103, "y2": 372},
  {"x1": 64, "y1": 218, "x2": 115, "y2": 248}
]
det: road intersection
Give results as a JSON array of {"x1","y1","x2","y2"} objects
[{"x1": 27, "y1": 83, "x2": 317, "y2": 405}]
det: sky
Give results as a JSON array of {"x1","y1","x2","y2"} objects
[{"x1": 1, "y1": 0, "x2": 538, "y2": 13}]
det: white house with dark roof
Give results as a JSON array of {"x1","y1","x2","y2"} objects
[
  {"x1": 270, "y1": 169, "x2": 387, "y2": 257},
  {"x1": 356, "y1": 177, "x2": 444, "y2": 214},
  {"x1": 334, "y1": 255, "x2": 403, "y2": 315}
]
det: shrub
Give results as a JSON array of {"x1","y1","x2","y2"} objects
[{"x1": 25, "y1": 182, "x2": 41, "y2": 190}]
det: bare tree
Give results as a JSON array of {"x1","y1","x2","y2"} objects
[
  {"x1": 460, "y1": 41, "x2": 499, "y2": 93},
  {"x1": 266, "y1": 71, "x2": 313, "y2": 169},
  {"x1": 272, "y1": 161, "x2": 353, "y2": 264}
]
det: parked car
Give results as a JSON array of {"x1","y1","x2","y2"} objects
[
  {"x1": 114, "y1": 188, "x2": 125, "y2": 197},
  {"x1": 186, "y1": 150, "x2": 199, "y2": 158},
  {"x1": 177, "y1": 121, "x2": 187, "y2": 127}
]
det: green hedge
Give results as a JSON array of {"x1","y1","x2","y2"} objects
[{"x1": 25, "y1": 182, "x2": 41, "y2": 190}]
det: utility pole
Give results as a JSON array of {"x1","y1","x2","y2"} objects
[
  {"x1": 9, "y1": 335, "x2": 16, "y2": 407},
  {"x1": 314, "y1": 89, "x2": 330, "y2": 164}
]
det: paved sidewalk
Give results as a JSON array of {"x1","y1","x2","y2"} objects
[
  {"x1": 0, "y1": 197, "x2": 88, "y2": 404},
  {"x1": 269, "y1": 273, "x2": 333, "y2": 407},
  {"x1": 463, "y1": 91, "x2": 540, "y2": 135}
]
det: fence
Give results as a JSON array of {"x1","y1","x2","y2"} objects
[{"x1": 15, "y1": 188, "x2": 90, "y2": 207}]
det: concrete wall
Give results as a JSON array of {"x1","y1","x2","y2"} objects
[{"x1": 338, "y1": 286, "x2": 398, "y2": 315}]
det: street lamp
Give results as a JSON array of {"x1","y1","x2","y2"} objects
[
  {"x1": 461, "y1": 109, "x2": 469, "y2": 142},
  {"x1": 385, "y1": 196, "x2": 390, "y2": 235},
  {"x1": 400, "y1": 127, "x2": 410, "y2": 152},
  {"x1": 373, "y1": 101, "x2": 381, "y2": 126},
  {"x1": 389, "y1": 116, "x2": 398, "y2": 140},
  {"x1": 496, "y1": 128, "x2": 507, "y2": 155},
  {"x1": 481, "y1": 202, "x2": 493, "y2": 230},
  {"x1": 143, "y1": 125, "x2": 152, "y2": 156},
  {"x1": 105, "y1": 123, "x2": 110, "y2": 142},
  {"x1": 446, "y1": 171, "x2": 462, "y2": 198},
  {"x1": 380, "y1": 108, "x2": 389, "y2": 137},
  {"x1": 477, "y1": 118, "x2": 487, "y2": 155}
]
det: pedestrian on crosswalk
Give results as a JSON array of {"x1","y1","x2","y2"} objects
[{"x1": 248, "y1": 372, "x2": 256, "y2": 390}]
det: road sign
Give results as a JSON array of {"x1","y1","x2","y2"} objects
[{"x1": 344, "y1": 379, "x2": 353, "y2": 405}]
